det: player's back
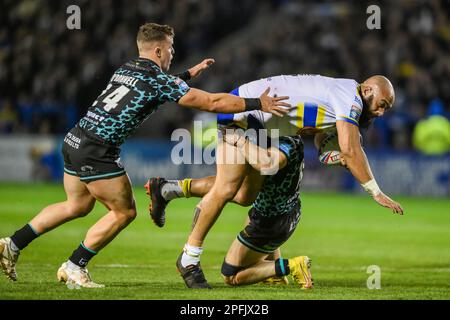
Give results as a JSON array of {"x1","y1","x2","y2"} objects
[
  {"x1": 233, "y1": 74, "x2": 362, "y2": 136},
  {"x1": 241, "y1": 74, "x2": 332, "y2": 104}
]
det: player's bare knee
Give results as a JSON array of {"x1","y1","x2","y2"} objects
[
  {"x1": 233, "y1": 192, "x2": 256, "y2": 207},
  {"x1": 234, "y1": 185, "x2": 259, "y2": 206},
  {"x1": 129, "y1": 199, "x2": 137, "y2": 220},
  {"x1": 113, "y1": 197, "x2": 136, "y2": 223},
  {"x1": 67, "y1": 199, "x2": 94, "y2": 218},
  {"x1": 128, "y1": 208, "x2": 137, "y2": 221},
  {"x1": 119, "y1": 207, "x2": 137, "y2": 223},
  {"x1": 215, "y1": 184, "x2": 239, "y2": 201}
]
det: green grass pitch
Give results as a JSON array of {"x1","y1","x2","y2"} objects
[{"x1": 0, "y1": 183, "x2": 449, "y2": 300}]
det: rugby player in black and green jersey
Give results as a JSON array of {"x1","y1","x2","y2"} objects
[{"x1": 0, "y1": 23, "x2": 289, "y2": 288}]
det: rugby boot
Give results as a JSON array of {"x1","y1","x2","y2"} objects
[
  {"x1": 176, "y1": 252, "x2": 211, "y2": 289},
  {"x1": 0, "y1": 238, "x2": 19, "y2": 281},
  {"x1": 145, "y1": 177, "x2": 169, "y2": 227},
  {"x1": 288, "y1": 256, "x2": 313, "y2": 289}
]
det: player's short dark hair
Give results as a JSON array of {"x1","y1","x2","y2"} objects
[{"x1": 137, "y1": 22, "x2": 174, "y2": 43}]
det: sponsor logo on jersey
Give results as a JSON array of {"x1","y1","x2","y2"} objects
[
  {"x1": 175, "y1": 78, "x2": 189, "y2": 91},
  {"x1": 78, "y1": 258, "x2": 88, "y2": 267},
  {"x1": 80, "y1": 165, "x2": 94, "y2": 172},
  {"x1": 115, "y1": 158, "x2": 124, "y2": 169},
  {"x1": 354, "y1": 94, "x2": 363, "y2": 107},
  {"x1": 350, "y1": 104, "x2": 362, "y2": 121},
  {"x1": 64, "y1": 132, "x2": 81, "y2": 149}
]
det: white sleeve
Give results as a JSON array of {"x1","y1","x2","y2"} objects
[{"x1": 329, "y1": 80, "x2": 363, "y2": 126}]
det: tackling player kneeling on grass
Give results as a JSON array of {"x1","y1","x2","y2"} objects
[
  {"x1": 168, "y1": 129, "x2": 312, "y2": 289},
  {"x1": 0, "y1": 23, "x2": 289, "y2": 288},
  {"x1": 218, "y1": 130, "x2": 312, "y2": 289}
]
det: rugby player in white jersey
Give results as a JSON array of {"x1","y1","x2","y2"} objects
[{"x1": 147, "y1": 74, "x2": 404, "y2": 288}]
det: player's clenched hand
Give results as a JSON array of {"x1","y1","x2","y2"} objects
[
  {"x1": 259, "y1": 87, "x2": 291, "y2": 117},
  {"x1": 188, "y1": 58, "x2": 215, "y2": 79},
  {"x1": 339, "y1": 154, "x2": 348, "y2": 169},
  {"x1": 373, "y1": 192, "x2": 404, "y2": 215}
]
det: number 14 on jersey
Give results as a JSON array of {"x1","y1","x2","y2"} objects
[{"x1": 93, "y1": 84, "x2": 131, "y2": 112}]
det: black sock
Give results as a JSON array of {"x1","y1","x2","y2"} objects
[
  {"x1": 10, "y1": 224, "x2": 40, "y2": 250},
  {"x1": 275, "y1": 258, "x2": 290, "y2": 276},
  {"x1": 68, "y1": 242, "x2": 97, "y2": 268}
]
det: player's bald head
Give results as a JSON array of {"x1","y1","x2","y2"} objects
[
  {"x1": 362, "y1": 75, "x2": 395, "y2": 106},
  {"x1": 359, "y1": 75, "x2": 396, "y2": 124}
]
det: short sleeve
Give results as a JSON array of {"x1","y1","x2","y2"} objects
[
  {"x1": 329, "y1": 80, "x2": 363, "y2": 126},
  {"x1": 156, "y1": 73, "x2": 190, "y2": 103}
]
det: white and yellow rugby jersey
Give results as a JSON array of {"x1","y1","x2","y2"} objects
[{"x1": 228, "y1": 74, "x2": 363, "y2": 137}]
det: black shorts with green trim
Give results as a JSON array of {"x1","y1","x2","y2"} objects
[
  {"x1": 237, "y1": 204, "x2": 301, "y2": 254},
  {"x1": 61, "y1": 126, "x2": 126, "y2": 183}
]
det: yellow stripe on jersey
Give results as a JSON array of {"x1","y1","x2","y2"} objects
[
  {"x1": 296, "y1": 102, "x2": 304, "y2": 128},
  {"x1": 316, "y1": 105, "x2": 326, "y2": 127}
]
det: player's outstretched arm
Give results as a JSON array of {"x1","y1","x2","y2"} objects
[
  {"x1": 221, "y1": 129, "x2": 287, "y2": 175},
  {"x1": 178, "y1": 87, "x2": 290, "y2": 116},
  {"x1": 336, "y1": 120, "x2": 404, "y2": 215}
]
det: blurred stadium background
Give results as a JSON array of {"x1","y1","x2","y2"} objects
[
  {"x1": 0, "y1": 0, "x2": 450, "y2": 300},
  {"x1": 0, "y1": 0, "x2": 449, "y2": 196}
]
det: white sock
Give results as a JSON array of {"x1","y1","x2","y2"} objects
[
  {"x1": 161, "y1": 180, "x2": 183, "y2": 201},
  {"x1": 67, "y1": 260, "x2": 82, "y2": 271},
  {"x1": 9, "y1": 239, "x2": 19, "y2": 252},
  {"x1": 181, "y1": 244, "x2": 203, "y2": 267}
]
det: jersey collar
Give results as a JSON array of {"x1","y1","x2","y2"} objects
[{"x1": 136, "y1": 57, "x2": 161, "y2": 70}]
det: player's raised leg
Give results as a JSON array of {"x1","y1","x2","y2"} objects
[
  {"x1": 186, "y1": 138, "x2": 260, "y2": 243},
  {"x1": 0, "y1": 173, "x2": 96, "y2": 281},
  {"x1": 57, "y1": 174, "x2": 136, "y2": 288},
  {"x1": 146, "y1": 167, "x2": 263, "y2": 226},
  {"x1": 145, "y1": 175, "x2": 212, "y2": 227}
]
